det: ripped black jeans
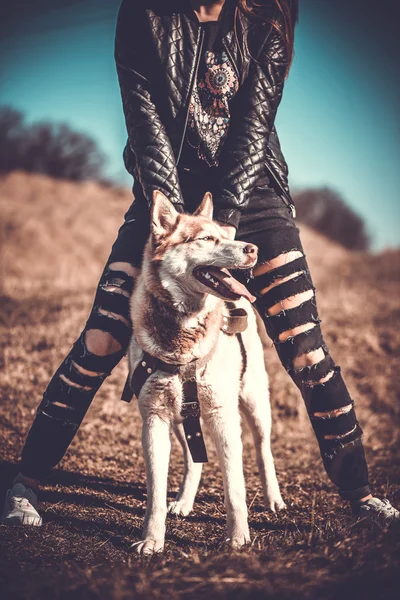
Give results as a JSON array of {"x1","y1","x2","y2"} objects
[{"x1": 20, "y1": 169, "x2": 371, "y2": 501}]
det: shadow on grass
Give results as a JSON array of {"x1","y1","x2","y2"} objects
[
  {"x1": 0, "y1": 460, "x2": 146, "y2": 512},
  {"x1": 42, "y1": 511, "x2": 143, "y2": 549},
  {"x1": 42, "y1": 509, "x2": 216, "y2": 551},
  {"x1": 47, "y1": 467, "x2": 148, "y2": 498},
  {"x1": 0, "y1": 460, "x2": 302, "y2": 533}
]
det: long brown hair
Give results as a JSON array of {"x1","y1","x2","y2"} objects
[{"x1": 235, "y1": 0, "x2": 299, "y2": 75}]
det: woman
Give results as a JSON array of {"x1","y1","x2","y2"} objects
[{"x1": 2, "y1": 0, "x2": 398, "y2": 526}]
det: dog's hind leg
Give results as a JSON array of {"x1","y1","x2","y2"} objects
[
  {"x1": 135, "y1": 411, "x2": 171, "y2": 556},
  {"x1": 168, "y1": 423, "x2": 202, "y2": 517},
  {"x1": 240, "y1": 365, "x2": 286, "y2": 513}
]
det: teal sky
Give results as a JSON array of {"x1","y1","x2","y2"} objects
[{"x1": 1, "y1": 1, "x2": 399, "y2": 249}]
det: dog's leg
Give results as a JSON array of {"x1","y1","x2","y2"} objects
[
  {"x1": 135, "y1": 410, "x2": 171, "y2": 556},
  {"x1": 168, "y1": 423, "x2": 202, "y2": 516},
  {"x1": 240, "y1": 366, "x2": 286, "y2": 512},
  {"x1": 206, "y1": 403, "x2": 250, "y2": 548}
]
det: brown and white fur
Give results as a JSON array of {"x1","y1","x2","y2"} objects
[{"x1": 128, "y1": 190, "x2": 285, "y2": 555}]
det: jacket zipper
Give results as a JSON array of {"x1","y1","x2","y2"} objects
[
  {"x1": 222, "y1": 39, "x2": 240, "y2": 82},
  {"x1": 176, "y1": 26, "x2": 206, "y2": 166},
  {"x1": 263, "y1": 160, "x2": 296, "y2": 218},
  {"x1": 224, "y1": 38, "x2": 295, "y2": 218},
  {"x1": 176, "y1": 26, "x2": 296, "y2": 219},
  {"x1": 223, "y1": 31, "x2": 295, "y2": 217}
]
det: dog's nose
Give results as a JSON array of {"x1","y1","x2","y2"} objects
[{"x1": 243, "y1": 243, "x2": 257, "y2": 256}]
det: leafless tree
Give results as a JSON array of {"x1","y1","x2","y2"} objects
[
  {"x1": 0, "y1": 106, "x2": 107, "y2": 182},
  {"x1": 293, "y1": 187, "x2": 370, "y2": 251}
]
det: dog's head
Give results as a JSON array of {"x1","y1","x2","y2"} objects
[{"x1": 143, "y1": 190, "x2": 257, "y2": 306}]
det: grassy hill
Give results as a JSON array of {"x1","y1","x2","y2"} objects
[{"x1": 0, "y1": 172, "x2": 399, "y2": 600}]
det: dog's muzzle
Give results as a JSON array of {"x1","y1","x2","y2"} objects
[{"x1": 193, "y1": 266, "x2": 256, "y2": 302}]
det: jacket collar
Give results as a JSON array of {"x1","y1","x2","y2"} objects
[
  {"x1": 182, "y1": 1, "x2": 249, "y2": 79},
  {"x1": 167, "y1": 1, "x2": 255, "y2": 84},
  {"x1": 183, "y1": 0, "x2": 236, "y2": 38}
]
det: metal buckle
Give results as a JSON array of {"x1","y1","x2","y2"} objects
[{"x1": 181, "y1": 401, "x2": 200, "y2": 418}]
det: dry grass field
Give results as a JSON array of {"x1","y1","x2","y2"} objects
[{"x1": 0, "y1": 172, "x2": 399, "y2": 600}]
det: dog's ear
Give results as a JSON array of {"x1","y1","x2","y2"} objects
[
  {"x1": 151, "y1": 190, "x2": 179, "y2": 237},
  {"x1": 194, "y1": 192, "x2": 213, "y2": 220}
]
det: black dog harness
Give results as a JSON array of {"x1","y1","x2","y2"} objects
[{"x1": 121, "y1": 302, "x2": 248, "y2": 463}]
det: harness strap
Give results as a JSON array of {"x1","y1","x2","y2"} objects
[
  {"x1": 121, "y1": 350, "x2": 209, "y2": 462},
  {"x1": 121, "y1": 352, "x2": 181, "y2": 402},
  {"x1": 120, "y1": 302, "x2": 249, "y2": 462},
  {"x1": 122, "y1": 302, "x2": 247, "y2": 402},
  {"x1": 181, "y1": 363, "x2": 208, "y2": 463}
]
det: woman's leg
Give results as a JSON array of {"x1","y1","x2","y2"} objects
[
  {"x1": 17, "y1": 262, "x2": 137, "y2": 483},
  {"x1": 17, "y1": 198, "x2": 151, "y2": 485},
  {"x1": 237, "y1": 191, "x2": 371, "y2": 503}
]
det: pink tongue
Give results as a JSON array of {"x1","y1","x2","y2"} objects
[{"x1": 207, "y1": 268, "x2": 256, "y2": 303}]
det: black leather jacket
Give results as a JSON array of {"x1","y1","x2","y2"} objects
[{"x1": 115, "y1": 0, "x2": 296, "y2": 228}]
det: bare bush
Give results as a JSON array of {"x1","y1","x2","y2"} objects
[
  {"x1": 293, "y1": 187, "x2": 370, "y2": 251},
  {"x1": 0, "y1": 106, "x2": 107, "y2": 182}
]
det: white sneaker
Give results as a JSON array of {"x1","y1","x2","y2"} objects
[
  {"x1": 357, "y1": 497, "x2": 399, "y2": 526},
  {"x1": 1, "y1": 483, "x2": 42, "y2": 526}
]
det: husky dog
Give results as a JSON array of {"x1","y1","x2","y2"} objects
[{"x1": 128, "y1": 190, "x2": 285, "y2": 555}]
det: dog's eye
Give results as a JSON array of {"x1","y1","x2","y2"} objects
[{"x1": 199, "y1": 236, "x2": 214, "y2": 242}]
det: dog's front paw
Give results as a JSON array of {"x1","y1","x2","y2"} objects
[
  {"x1": 168, "y1": 499, "x2": 194, "y2": 517},
  {"x1": 265, "y1": 496, "x2": 287, "y2": 513},
  {"x1": 226, "y1": 531, "x2": 251, "y2": 550},
  {"x1": 133, "y1": 538, "x2": 165, "y2": 556}
]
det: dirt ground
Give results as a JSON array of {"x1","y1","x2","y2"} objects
[{"x1": 0, "y1": 172, "x2": 399, "y2": 600}]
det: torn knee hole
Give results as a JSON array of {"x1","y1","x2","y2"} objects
[
  {"x1": 59, "y1": 374, "x2": 93, "y2": 391},
  {"x1": 267, "y1": 289, "x2": 315, "y2": 316},
  {"x1": 302, "y1": 369, "x2": 335, "y2": 386},
  {"x1": 316, "y1": 370, "x2": 334, "y2": 385},
  {"x1": 102, "y1": 284, "x2": 130, "y2": 298},
  {"x1": 255, "y1": 250, "x2": 304, "y2": 276},
  {"x1": 52, "y1": 401, "x2": 74, "y2": 410},
  {"x1": 294, "y1": 345, "x2": 326, "y2": 370},
  {"x1": 324, "y1": 424, "x2": 357, "y2": 440},
  {"x1": 72, "y1": 360, "x2": 104, "y2": 377},
  {"x1": 85, "y1": 329, "x2": 123, "y2": 355},
  {"x1": 97, "y1": 308, "x2": 130, "y2": 327},
  {"x1": 314, "y1": 403, "x2": 353, "y2": 419},
  {"x1": 98, "y1": 263, "x2": 136, "y2": 304},
  {"x1": 279, "y1": 322, "x2": 316, "y2": 342},
  {"x1": 108, "y1": 261, "x2": 139, "y2": 278},
  {"x1": 259, "y1": 270, "x2": 303, "y2": 295}
]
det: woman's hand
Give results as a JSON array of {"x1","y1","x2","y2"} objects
[{"x1": 216, "y1": 222, "x2": 236, "y2": 240}]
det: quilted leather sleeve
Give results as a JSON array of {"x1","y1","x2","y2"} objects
[
  {"x1": 213, "y1": 25, "x2": 290, "y2": 228},
  {"x1": 267, "y1": 126, "x2": 290, "y2": 197},
  {"x1": 115, "y1": 0, "x2": 184, "y2": 208}
]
